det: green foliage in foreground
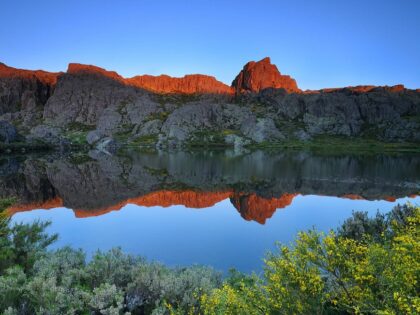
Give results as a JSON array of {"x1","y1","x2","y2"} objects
[
  {"x1": 199, "y1": 204, "x2": 419, "y2": 315},
  {"x1": 0, "y1": 200, "x2": 418, "y2": 315}
]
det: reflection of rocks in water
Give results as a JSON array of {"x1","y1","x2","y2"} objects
[
  {"x1": 0, "y1": 156, "x2": 59, "y2": 207},
  {"x1": 7, "y1": 197, "x2": 63, "y2": 215},
  {"x1": 1, "y1": 150, "x2": 419, "y2": 224},
  {"x1": 73, "y1": 190, "x2": 233, "y2": 218},
  {"x1": 230, "y1": 193, "x2": 297, "y2": 224}
]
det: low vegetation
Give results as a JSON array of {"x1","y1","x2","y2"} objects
[
  {"x1": 130, "y1": 135, "x2": 159, "y2": 147},
  {"x1": 0, "y1": 198, "x2": 418, "y2": 314},
  {"x1": 145, "y1": 111, "x2": 169, "y2": 122},
  {"x1": 252, "y1": 135, "x2": 420, "y2": 153},
  {"x1": 62, "y1": 122, "x2": 95, "y2": 146}
]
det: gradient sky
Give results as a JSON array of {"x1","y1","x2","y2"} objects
[{"x1": 1, "y1": 0, "x2": 419, "y2": 90}]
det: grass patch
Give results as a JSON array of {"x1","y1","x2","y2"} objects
[
  {"x1": 68, "y1": 154, "x2": 93, "y2": 165},
  {"x1": 63, "y1": 122, "x2": 95, "y2": 146},
  {"x1": 128, "y1": 134, "x2": 159, "y2": 147},
  {"x1": 250, "y1": 103, "x2": 270, "y2": 118},
  {"x1": 113, "y1": 124, "x2": 136, "y2": 143},
  {"x1": 221, "y1": 129, "x2": 240, "y2": 136},
  {"x1": 145, "y1": 111, "x2": 169, "y2": 121},
  {"x1": 153, "y1": 93, "x2": 201, "y2": 106},
  {"x1": 274, "y1": 119, "x2": 305, "y2": 136},
  {"x1": 401, "y1": 114, "x2": 420, "y2": 123},
  {"x1": 250, "y1": 135, "x2": 420, "y2": 153},
  {"x1": 144, "y1": 166, "x2": 169, "y2": 177},
  {"x1": 65, "y1": 122, "x2": 95, "y2": 132},
  {"x1": 64, "y1": 131, "x2": 89, "y2": 146},
  {"x1": 0, "y1": 197, "x2": 16, "y2": 212}
]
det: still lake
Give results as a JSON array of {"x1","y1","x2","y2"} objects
[{"x1": 2, "y1": 149, "x2": 419, "y2": 273}]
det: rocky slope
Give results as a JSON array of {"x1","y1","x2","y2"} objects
[{"x1": 0, "y1": 57, "x2": 419, "y2": 151}]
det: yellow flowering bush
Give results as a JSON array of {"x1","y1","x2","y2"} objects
[{"x1": 199, "y1": 205, "x2": 419, "y2": 315}]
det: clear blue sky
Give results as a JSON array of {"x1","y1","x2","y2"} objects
[{"x1": 1, "y1": 0, "x2": 419, "y2": 90}]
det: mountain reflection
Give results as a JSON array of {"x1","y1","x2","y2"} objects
[{"x1": 1, "y1": 149, "x2": 419, "y2": 224}]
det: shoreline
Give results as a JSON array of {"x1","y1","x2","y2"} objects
[{"x1": 1, "y1": 137, "x2": 419, "y2": 155}]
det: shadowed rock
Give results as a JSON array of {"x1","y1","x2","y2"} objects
[{"x1": 0, "y1": 63, "x2": 59, "y2": 129}]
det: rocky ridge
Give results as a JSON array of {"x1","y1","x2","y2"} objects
[
  {"x1": 0, "y1": 57, "x2": 419, "y2": 150},
  {"x1": 127, "y1": 74, "x2": 233, "y2": 94}
]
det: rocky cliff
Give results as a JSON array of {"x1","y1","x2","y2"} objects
[
  {"x1": 0, "y1": 58, "x2": 419, "y2": 150},
  {"x1": 0, "y1": 63, "x2": 59, "y2": 131}
]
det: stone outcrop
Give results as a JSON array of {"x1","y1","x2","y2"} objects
[
  {"x1": 43, "y1": 64, "x2": 151, "y2": 126},
  {"x1": 27, "y1": 125, "x2": 68, "y2": 146},
  {"x1": 263, "y1": 86, "x2": 420, "y2": 141},
  {"x1": 240, "y1": 117, "x2": 284, "y2": 143},
  {"x1": 232, "y1": 57, "x2": 300, "y2": 93}
]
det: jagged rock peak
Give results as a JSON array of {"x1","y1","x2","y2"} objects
[{"x1": 232, "y1": 57, "x2": 300, "y2": 93}]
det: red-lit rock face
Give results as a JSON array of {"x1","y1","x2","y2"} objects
[
  {"x1": 308, "y1": 84, "x2": 406, "y2": 94},
  {"x1": 66, "y1": 63, "x2": 233, "y2": 94},
  {"x1": 231, "y1": 57, "x2": 300, "y2": 93},
  {"x1": 0, "y1": 62, "x2": 59, "y2": 85},
  {"x1": 127, "y1": 74, "x2": 233, "y2": 94},
  {"x1": 3, "y1": 60, "x2": 410, "y2": 96},
  {"x1": 67, "y1": 63, "x2": 124, "y2": 82}
]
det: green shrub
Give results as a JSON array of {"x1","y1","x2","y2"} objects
[{"x1": 0, "y1": 203, "x2": 418, "y2": 314}]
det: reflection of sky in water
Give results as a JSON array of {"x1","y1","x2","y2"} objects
[{"x1": 11, "y1": 195, "x2": 420, "y2": 273}]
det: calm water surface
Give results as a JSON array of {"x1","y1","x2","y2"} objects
[{"x1": 2, "y1": 149, "x2": 419, "y2": 272}]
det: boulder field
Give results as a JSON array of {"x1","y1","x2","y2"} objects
[{"x1": 0, "y1": 57, "x2": 419, "y2": 151}]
